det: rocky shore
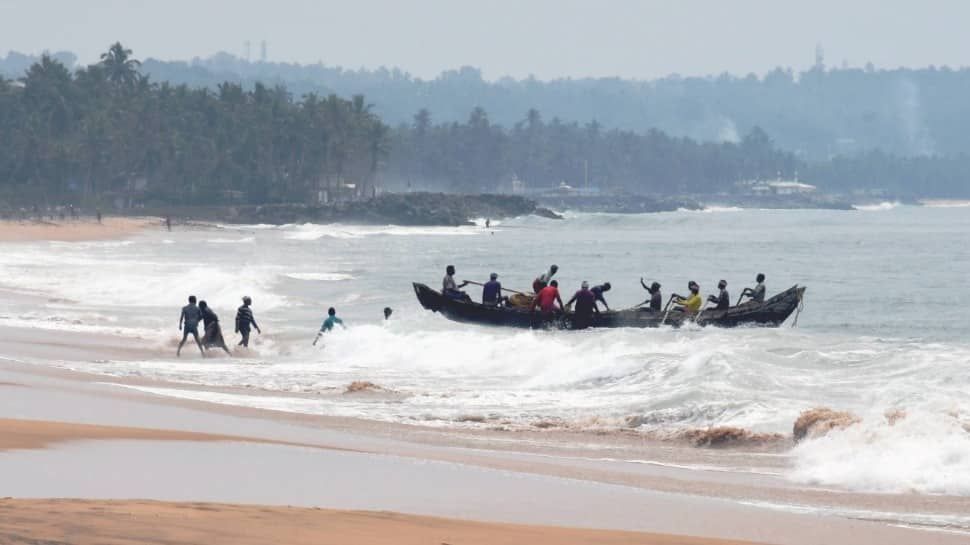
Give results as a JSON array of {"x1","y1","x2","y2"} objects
[{"x1": 131, "y1": 193, "x2": 561, "y2": 226}]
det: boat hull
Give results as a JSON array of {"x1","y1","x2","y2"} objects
[{"x1": 413, "y1": 283, "x2": 805, "y2": 330}]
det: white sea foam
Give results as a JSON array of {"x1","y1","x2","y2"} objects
[
  {"x1": 284, "y1": 272, "x2": 355, "y2": 282},
  {"x1": 790, "y1": 409, "x2": 970, "y2": 495},
  {"x1": 854, "y1": 201, "x2": 902, "y2": 211},
  {"x1": 281, "y1": 223, "x2": 481, "y2": 241}
]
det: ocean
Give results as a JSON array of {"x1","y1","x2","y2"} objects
[{"x1": 1, "y1": 203, "x2": 969, "y2": 497}]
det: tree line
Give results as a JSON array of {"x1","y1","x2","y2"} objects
[
  {"x1": 0, "y1": 44, "x2": 387, "y2": 206},
  {"x1": 2, "y1": 44, "x2": 969, "y2": 207}
]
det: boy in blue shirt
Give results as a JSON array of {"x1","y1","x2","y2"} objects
[{"x1": 313, "y1": 307, "x2": 345, "y2": 345}]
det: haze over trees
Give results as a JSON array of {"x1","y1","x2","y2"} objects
[{"x1": 1, "y1": 45, "x2": 969, "y2": 206}]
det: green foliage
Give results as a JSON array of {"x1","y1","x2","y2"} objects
[{"x1": 0, "y1": 45, "x2": 389, "y2": 206}]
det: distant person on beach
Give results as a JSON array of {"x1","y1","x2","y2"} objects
[
  {"x1": 165, "y1": 216, "x2": 172, "y2": 231},
  {"x1": 235, "y1": 296, "x2": 261, "y2": 348},
  {"x1": 198, "y1": 301, "x2": 232, "y2": 356},
  {"x1": 313, "y1": 307, "x2": 345, "y2": 345},
  {"x1": 533, "y1": 264, "x2": 559, "y2": 293},
  {"x1": 95, "y1": 209, "x2": 102, "y2": 224},
  {"x1": 531, "y1": 279, "x2": 564, "y2": 314},
  {"x1": 590, "y1": 282, "x2": 611, "y2": 311},
  {"x1": 177, "y1": 295, "x2": 205, "y2": 358},
  {"x1": 485, "y1": 218, "x2": 491, "y2": 229},
  {"x1": 442, "y1": 265, "x2": 469, "y2": 300},
  {"x1": 383, "y1": 307, "x2": 393, "y2": 320},
  {"x1": 673, "y1": 281, "x2": 703, "y2": 314},
  {"x1": 640, "y1": 278, "x2": 663, "y2": 310},
  {"x1": 708, "y1": 280, "x2": 730, "y2": 310},
  {"x1": 566, "y1": 281, "x2": 600, "y2": 329},
  {"x1": 741, "y1": 273, "x2": 766, "y2": 303}
]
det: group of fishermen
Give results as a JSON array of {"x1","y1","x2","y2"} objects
[
  {"x1": 442, "y1": 264, "x2": 767, "y2": 329},
  {"x1": 177, "y1": 295, "x2": 262, "y2": 357}
]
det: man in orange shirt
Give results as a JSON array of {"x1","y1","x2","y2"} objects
[{"x1": 531, "y1": 280, "x2": 564, "y2": 314}]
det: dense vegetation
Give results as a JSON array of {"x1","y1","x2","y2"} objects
[
  {"x1": 1, "y1": 45, "x2": 969, "y2": 205},
  {"x1": 4, "y1": 51, "x2": 967, "y2": 160}
]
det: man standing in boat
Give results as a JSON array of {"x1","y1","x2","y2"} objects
[
  {"x1": 533, "y1": 265, "x2": 559, "y2": 293},
  {"x1": 531, "y1": 279, "x2": 564, "y2": 314},
  {"x1": 566, "y1": 281, "x2": 600, "y2": 329},
  {"x1": 740, "y1": 273, "x2": 766, "y2": 303},
  {"x1": 482, "y1": 272, "x2": 504, "y2": 306}
]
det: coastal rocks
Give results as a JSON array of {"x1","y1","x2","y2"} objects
[
  {"x1": 141, "y1": 193, "x2": 558, "y2": 226},
  {"x1": 793, "y1": 408, "x2": 861, "y2": 442},
  {"x1": 678, "y1": 427, "x2": 785, "y2": 448}
]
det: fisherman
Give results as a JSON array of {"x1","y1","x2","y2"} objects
[
  {"x1": 533, "y1": 264, "x2": 559, "y2": 293},
  {"x1": 707, "y1": 280, "x2": 730, "y2": 310},
  {"x1": 442, "y1": 265, "x2": 470, "y2": 300},
  {"x1": 177, "y1": 295, "x2": 205, "y2": 358},
  {"x1": 740, "y1": 273, "x2": 766, "y2": 303},
  {"x1": 531, "y1": 279, "x2": 564, "y2": 314},
  {"x1": 198, "y1": 301, "x2": 232, "y2": 355},
  {"x1": 566, "y1": 281, "x2": 600, "y2": 329},
  {"x1": 313, "y1": 307, "x2": 345, "y2": 345},
  {"x1": 235, "y1": 296, "x2": 261, "y2": 348},
  {"x1": 590, "y1": 282, "x2": 611, "y2": 311},
  {"x1": 672, "y1": 281, "x2": 703, "y2": 314},
  {"x1": 482, "y1": 272, "x2": 504, "y2": 305},
  {"x1": 640, "y1": 278, "x2": 663, "y2": 311}
]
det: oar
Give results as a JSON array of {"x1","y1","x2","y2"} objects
[
  {"x1": 660, "y1": 295, "x2": 677, "y2": 325},
  {"x1": 694, "y1": 301, "x2": 710, "y2": 324},
  {"x1": 462, "y1": 280, "x2": 530, "y2": 296}
]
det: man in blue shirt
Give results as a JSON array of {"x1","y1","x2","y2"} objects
[
  {"x1": 177, "y1": 295, "x2": 205, "y2": 358},
  {"x1": 313, "y1": 307, "x2": 346, "y2": 345},
  {"x1": 590, "y1": 282, "x2": 612, "y2": 311},
  {"x1": 482, "y1": 272, "x2": 503, "y2": 305}
]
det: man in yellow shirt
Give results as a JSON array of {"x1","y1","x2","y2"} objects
[{"x1": 673, "y1": 281, "x2": 703, "y2": 313}]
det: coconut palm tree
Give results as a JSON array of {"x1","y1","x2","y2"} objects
[{"x1": 99, "y1": 42, "x2": 141, "y2": 87}]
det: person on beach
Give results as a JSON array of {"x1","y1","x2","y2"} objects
[
  {"x1": 442, "y1": 265, "x2": 469, "y2": 300},
  {"x1": 531, "y1": 279, "x2": 564, "y2": 314},
  {"x1": 313, "y1": 307, "x2": 345, "y2": 345},
  {"x1": 707, "y1": 280, "x2": 730, "y2": 310},
  {"x1": 566, "y1": 281, "x2": 600, "y2": 329},
  {"x1": 235, "y1": 296, "x2": 261, "y2": 348},
  {"x1": 532, "y1": 265, "x2": 558, "y2": 293},
  {"x1": 198, "y1": 301, "x2": 232, "y2": 356},
  {"x1": 383, "y1": 307, "x2": 393, "y2": 320},
  {"x1": 640, "y1": 278, "x2": 663, "y2": 310},
  {"x1": 165, "y1": 215, "x2": 172, "y2": 231},
  {"x1": 590, "y1": 282, "x2": 611, "y2": 311},
  {"x1": 672, "y1": 281, "x2": 703, "y2": 314},
  {"x1": 177, "y1": 295, "x2": 205, "y2": 358},
  {"x1": 740, "y1": 273, "x2": 766, "y2": 304}
]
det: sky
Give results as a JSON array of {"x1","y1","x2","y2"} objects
[{"x1": 1, "y1": 0, "x2": 967, "y2": 81}]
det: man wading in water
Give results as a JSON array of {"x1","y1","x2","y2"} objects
[
  {"x1": 177, "y1": 295, "x2": 205, "y2": 358},
  {"x1": 235, "y1": 296, "x2": 261, "y2": 348}
]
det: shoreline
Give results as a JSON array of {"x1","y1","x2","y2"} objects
[
  {"x1": 1, "y1": 357, "x2": 969, "y2": 545},
  {"x1": 0, "y1": 216, "x2": 160, "y2": 242}
]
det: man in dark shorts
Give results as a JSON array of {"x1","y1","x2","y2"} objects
[
  {"x1": 177, "y1": 295, "x2": 205, "y2": 357},
  {"x1": 566, "y1": 281, "x2": 600, "y2": 329},
  {"x1": 235, "y1": 296, "x2": 261, "y2": 348}
]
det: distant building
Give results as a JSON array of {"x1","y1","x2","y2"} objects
[{"x1": 737, "y1": 176, "x2": 817, "y2": 196}]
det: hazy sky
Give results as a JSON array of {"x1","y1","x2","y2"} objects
[{"x1": 1, "y1": 0, "x2": 966, "y2": 80}]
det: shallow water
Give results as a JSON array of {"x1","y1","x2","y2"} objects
[{"x1": 1, "y1": 205, "x2": 969, "y2": 495}]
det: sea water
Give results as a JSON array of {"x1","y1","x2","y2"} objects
[{"x1": 1, "y1": 205, "x2": 969, "y2": 496}]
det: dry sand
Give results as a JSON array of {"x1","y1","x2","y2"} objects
[
  {"x1": 0, "y1": 499, "x2": 766, "y2": 545},
  {"x1": 0, "y1": 217, "x2": 159, "y2": 242}
]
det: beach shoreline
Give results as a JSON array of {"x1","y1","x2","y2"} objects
[{"x1": 0, "y1": 216, "x2": 160, "y2": 242}]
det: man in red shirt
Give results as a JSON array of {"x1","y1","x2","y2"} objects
[{"x1": 531, "y1": 280, "x2": 564, "y2": 314}]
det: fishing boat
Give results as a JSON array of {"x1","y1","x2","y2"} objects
[{"x1": 412, "y1": 283, "x2": 805, "y2": 330}]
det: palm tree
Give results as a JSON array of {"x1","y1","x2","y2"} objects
[{"x1": 99, "y1": 42, "x2": 141, "y2": 87}]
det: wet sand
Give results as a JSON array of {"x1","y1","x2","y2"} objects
[
  {"x1": 0, "y1": 217, "x2": 158, "y2": 242},
  {"x1": 0, "y1": 499, "x2": 764, "y2": 545}
]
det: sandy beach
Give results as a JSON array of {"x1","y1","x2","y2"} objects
[
  {"x1": 1, "y1": 219, "x2": 969, "y2": 545},
  {"x1": 0, "y1": 217, "x2": 159, "y2": 242}
]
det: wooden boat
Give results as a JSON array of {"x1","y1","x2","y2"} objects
[{"x1": 412, "y1": 283, "x2": 805, "y2": 330}]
